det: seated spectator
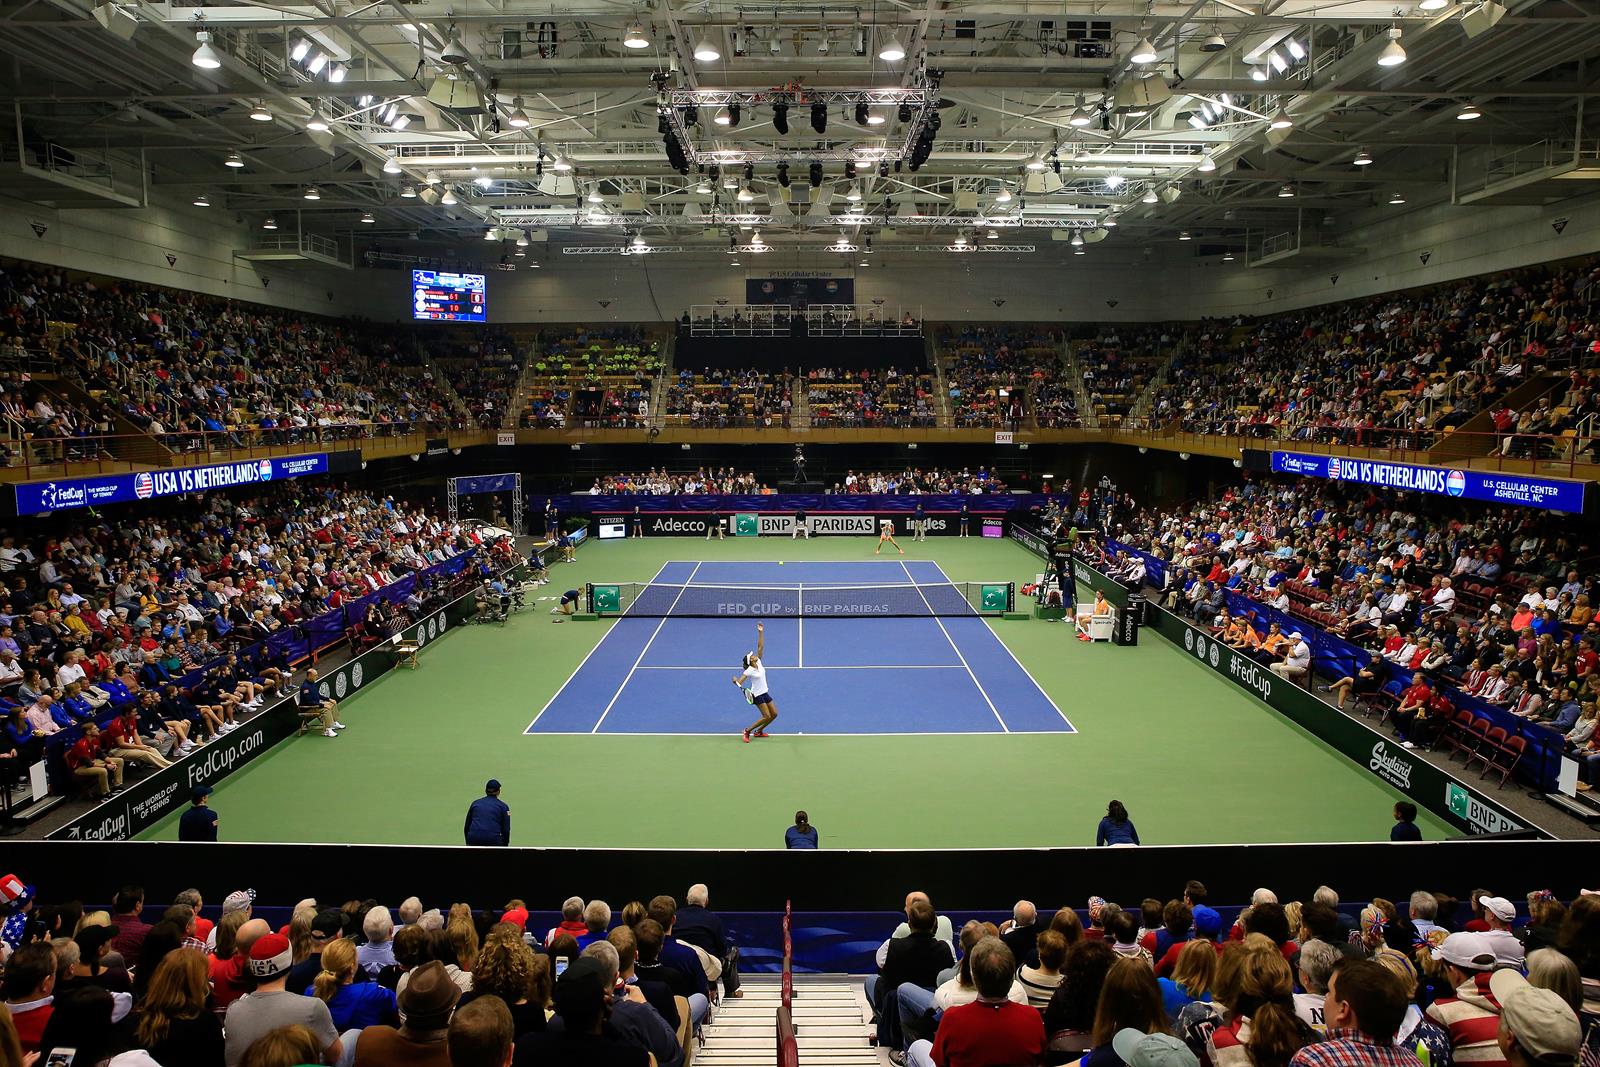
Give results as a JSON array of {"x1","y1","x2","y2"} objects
[
  {"x1": 1203, "y1": 939, "x2": 1317, "y2": 1067},
  {"x1": 352, "y1": 959, "x2": 460, "y2": 1067},
  {"x1": 1021, "y1": 929, "x2": 1068, "y2": 1010},
  {"x1": 136, "y1": 948, "x2": 227, "y2": 1066},
  {"x1": 674, "y1": 884, "x2": 740, "y2": 1000},
  {"x1": 573, "y1": 941, "x2": 680, "y2": 1067},
  {"x1": 1288, "y1": 959, "x2": 1422, "y2": 1067},
  {"x1": 457, "y1": 927, "x2": 546, "y2": 1037},
  {"x1": 1044, "y1": 940, "x2": 1118, "y2": 1061},
  {"x1": 1422, "y1": 932, "x2": 1502, "y2": 1063},
  {"x1": 906, "y1": 937, "x2": 1044, "y2": 1067},
  {"x1": 869, "y1": 899, "x2": 955, "y2": 1053},
  {"x1": 2, "y1": 942, "x2": 57, "y2": 1053},
  {"x1": 223, "y1": 933, "x2": 342, "y2": 1067},
  {"x1": 448, "y1": 997, "x2": 516, "y2": 1067},
  {"x1": 309, "y1": 937, "x2": 399, "y2": 1032},
  {"x1": 1159, "y1": 940, "x2": 1218, "y2": 1019},
  {"x1": 512, "y1": 956, "x2": 649, "y2": 1066},
  {"x1": 1291, "y1": 939, "x2": 1341, "y2": 1033}
]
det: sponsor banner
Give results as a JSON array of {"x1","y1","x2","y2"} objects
[
  {"x1": 637, "y1": 513, "x2": 982, "y2": 536},
  {"x1": 1144, "y1": 592, "x2": 1532, "y2": 837},
  {"x1": 540, "y1": 493, "x2": 1060, "y2": 515},
  {"x1": 1010, "y1": 522, "x2": 1051, "y2": 559},
  {"x1": 48, "y1": 583, "x2": 481, "y2": 842},
  {"x1": 425, "y1": 438, "x2": 450, "y2": 457},
  {"x1": 647, "y1": 515, "x2": 710, "y2": 536},
  {"x1": 981, "y1": 518, "x2": 1005, "y2": 538},
  {"x1": 1269, "y1": 450, "x2": 1587, "y2": 514},
  {"x1": 17, "y1": 454, "x2": 330, "y2": 515},
  {"x1": 596, "y1": 516, "x2": 626, "y2": 540}
]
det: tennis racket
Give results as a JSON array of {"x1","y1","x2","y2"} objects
[{"x1": 733, "y1": 679, "x2": 755, "y2": 704}]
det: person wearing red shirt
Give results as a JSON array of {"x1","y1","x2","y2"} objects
[
  {"x1": 909, "y1": 937, "x2": 1044, "y2": 1067},
  {"x1": 1390, "y1": 679, "x2": 1432, "y2": 743},
  {"x1": 0, "y1": 942, "x2": 56, "y2": 1053},
  {"x1": 63, "y1": 723, "x2": 124, "y2": 797},
  {"x1": 104, "y1": 707, "x2": 171, "y2": 771}
]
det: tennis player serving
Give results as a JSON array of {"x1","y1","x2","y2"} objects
[
  {"x1": 874, "y1": 519, "x2": 905, "y2": 556},
  {"x1": 734, "y1": 622, "x2": 779, "y2": 743}
]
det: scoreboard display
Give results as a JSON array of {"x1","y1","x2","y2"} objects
[{"x1": 412, "y1": 270, "x2": 486, "y2": 322}]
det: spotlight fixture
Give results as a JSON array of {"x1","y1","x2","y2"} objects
[
  {"x1": 328, "y1": 63, "x2": 346, "y2": 83},
  {"x1": 843, "y1": 160, "x2": 857, "y2": 180},
  {"x1": 1269, "y1": 109, "x2": 1294, "y2": 129},
  {"x1": 399, "y1": 183, "x2": 417, "y2": 198},
  {"x1": 810, "y1": 102, "x2": 828, "y2": 134},
  {"x1": 224, "y1": 150, "x2": 245, "y2": 169},
  {"x1": 262, "y1": 216, "x2": 278, "y2": 230},
  {"x1": 1352, "y1": 147, "x2": 1374, "y2": 166},
  {"x1": 383, "y1": 153, "x2": 402, "y2": 175},
  {"x1": 551, "y1": 155, "x2": 572, "y2": 172},
  {"x1": 728, "y1": 102, "x2": 741, "y2": 126},
  {"x1": 1105, "y1": 173, "x2": 1125, "y2": 189},
  {"x1": 1278, "y1": 183, "x2": 1294, "y2": 198},
  {"x1": 1068, "y1": 95, "x2": 1093, "y2": 127},
  {"x1": 866, "y1": 110, "x2": 885, "y2": 126},
  {"x1": 776, "y1": 162, "x2": 790, "y2": 187},
  {"x1": 772, "y1": 102, "x2": 789, "y2": 134},
  {"x1": 1251, "y1": 66, "x2": 1269, "y2": 82},
  {"x1": 191, "y1": 29, "x2": 222, "y2": 69},
  {"x1": 623, "y1": 21, "x2": 649, "y2": 49},
  {"x1": 360, "y1": 211, "x2": 375, "y2": 224},
  {"x1": 1268, "y1": 50, "x2": 1287, "y2": 73},
  {"x1": 1198, "y1": 152, "x2": 1217, "y2": 173},
  {"x1": 306, "y1": 52, "x2": 328, "y2": 75},
  {"x1": 898, "y1": 102, "x2": 914, "y2": 123},
  {"x1": 1376, "y1": 26, "x2": 1406, "y2": 67},
  {"x1": 508, "y1": 98, "x2": 530, "y2": 128},
  {"x1": 1285, "y1": 38, "x2": 1306, "y2": 60},
  {"x1": 1456, "y1": 102, "x2": 1482, "y2": 120},
  {"x1": 440, "y1": 188, "x2": 458, "y2": 205},
  {"x1": 878, "y1": 31, "x2": 906, "y2": 61},
  {"x1": 737, "y1": 182, "x2": 755, "y2": 203},
  {"x1": 1388, "y1": 191, "x2": 1406, "y2": 204},
  {"x1": 682, "y1": 105, "x2": 698, "y2": 126},
  {"x1": 808, "y1": 161, "x2": 823, "y2": 187},
  {"x1": 855, "y1": 102, "x2": 869, "y2": 126},
  {"x1": 1130, "y1": 35, "x2": 1158, "y2": 64},
  {"x1": 248, "y1": 101, "x2": 272, "y2": 122},
  {"x1": 290, "y1": 38, "x2": 311, "y2": 63},
  {"x1": 1222, "y1": 250, "x2": 1235, "y2": 261},
  {"x1": 1141, "y1": 187, "x2": 1158, "y2": 204},
  {"x1": 1201, "y1": 31, "x2": 1226, "y2": 52},
  {"x1": 693, "y1": 33, "x2": 720, "y2": 61},
  {"x1": 192, "y1": 193, "x2": 210, "y2": 207},
  {"x1": 305, "y1": 109, "x2": 330, "y2": 132},
  {"x1": 303, "y1": 185, "x2": 321, "y2": 200},
  {"x1": 1178, "y1": 230, "x2": 1191, "y2": 240},
  {"x1": 714, "y1": 106, "x2": 731, "y2": 126}
]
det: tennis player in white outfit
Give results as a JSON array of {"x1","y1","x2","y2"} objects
[{"x1": 734, "y1": 622, "x2": 779, "y2": 742}]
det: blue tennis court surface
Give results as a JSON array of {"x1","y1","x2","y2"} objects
[{"x1": 527, "y1": 560, "x2": 1073, "y2": 736}]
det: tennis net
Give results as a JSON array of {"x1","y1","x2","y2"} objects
[{"x1": 585, "y1": 580, "x2": 1014, "y2": 618}]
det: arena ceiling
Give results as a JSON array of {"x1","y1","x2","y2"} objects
[{"x1": 1, "y1": 0, "x2": 1598, "y2": 261}]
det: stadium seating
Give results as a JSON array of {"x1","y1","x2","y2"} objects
[
  {"x1": 520, "y1": 326, "x2": 661, "y2": 428},
  {"x1": 805, "y1": 367, "x2": 935, "y2": 428},
  {"x1": 663, "y1": 368, "x2": 791, "y2": 428},
  {"x1": 938, "y1": 326, "x2": 1065, "y2": 429}
]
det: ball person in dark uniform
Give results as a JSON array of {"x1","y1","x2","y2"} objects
[
  {"x1": 179, "y1": 785, "x2": 219, "y2": 842},
  {"x1": 464, "y1": 779, "x2": 511, "y2": 846}
]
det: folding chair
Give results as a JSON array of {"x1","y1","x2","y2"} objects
[
  {"x1": 1451, "y1": 716, "x2": 1492, "y2": 763},
  {"x1": 1483, "y1": 733, "x2": 1526, "y2": 787},
  {"x1": 1443, "y1": 710, "x2": 1477, "y2": 759},
  {"x1": 1465, "y1": 725, "x2": 1508, "y2": 774}
]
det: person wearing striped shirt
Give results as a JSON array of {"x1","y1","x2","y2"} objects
[
  {"x1": 1018, "y1": 929, "x2": 1067, "y2": 1010},
  {"x1": 1288, "y1": 958, "x2": 1425, "y2": 1067},
  {"x1": 1422, "y1": 931, "x2": 1506, "y2": 1067}
]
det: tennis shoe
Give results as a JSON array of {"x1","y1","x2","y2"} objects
[
  {"x1": 741, "y1": 730, "x2": 751, "y2": 744},
  {"x1": 754, "y1": 731, "x2": 770, "y2": 738},
  {"x1": 323, "y1": 729, "x2": 339, "y2": 738}
]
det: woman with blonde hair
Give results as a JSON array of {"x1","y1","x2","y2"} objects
[
  {"x1": 309, "y1": 938, "x2": 398, "y2": 1032},
  {"x1": 1528, "y1": 946, "x2": 1584, "y2": 1010},
  {"x1": 1205, "y1": 943, "x2": 1315, "y2": 1067},
  {"x1": 1158, "y1": 939, "x2": 1217, "y2": 1017},
  {"x1": 238, "y1": 1024, "x2": 323, "y2": 1067},
  {"x1": 287, "y1": 906, "x2": 317, "y2": 965},
  {"x1": 457, "y1": 934, "x2": 545, "y2": 1035},
  {"x1": 445, "y1": 911, "x2": 480, "y2": 972},
  {"x1": 1371, "y1": 947, "x2": 1451, "y2": 1063},
  {"x1": 135, "y1": 948, "x2": 225, "y2": 1066},
  {"x1": 621, "y1": 901, "x2": 647, "y2": 930}
]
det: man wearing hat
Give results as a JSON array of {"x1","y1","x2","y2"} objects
[
  {"x1": 222, "y1": 931, "x2": 342, "y2": 1067},
  {"x1": 0, "y1": 873, "x2": 36, "y2": 951},
  {"x1": 1478, "y1": 898, "x2": 1526, "y2": 970},
  {"x1": 464, "y1": 779, "x2": 511, "y2": 847},
  {"x1": 1271, "y1": 631, "x2": 1312, "y2": 686},
  {"x1": 353, "y1": 960, "x2": 460, "y2": 1067},
  {"x1": 1423, "y1": 931, "x2": 1504, "y2": 1065},
  {"x1": 178, "y1": 785, "x2": 219, "y2": 842},
  {"x1": 1287, "y1": 959, "x2": 1423, "y2": 1067},
  {"x1": 511, "y1": 956, "x2": 650, "y2": 1066},
  {"x1": 1491, "y1": 968, "x2": 1581, "y2": 1067},
  {"x1": 1114, "y1": 1029, "x2": 1202, "y2": 1067}
]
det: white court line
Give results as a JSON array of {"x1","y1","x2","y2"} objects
[
  {"x1": 901, "y1": 559, "x2": 1009, "y2": 734},
  {"x1": 634, "y1": 664, "x2": 966, "y2": 670},
  {"x1": 523, "y1": 559, "x2": 672, "y2": 734},
  {"x1": 977, "y1": 616, "x2": 1077, "y2": 730},
  {"x1": 797, "y1": 587, "x2": 803, "y2": 669},
  {"x1": 590, "y1": 561, "x2": 702, "y2": 734},
  {"x1": 530, "y1": 731, "x2": 1020, "y2": 738}
]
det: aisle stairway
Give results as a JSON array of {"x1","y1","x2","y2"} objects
[{"x1": 697, "y1": 975, "x2": 878, "y2": 1067}]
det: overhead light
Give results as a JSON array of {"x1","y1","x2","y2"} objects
[
  {"x1": 305, "y1": 51, "x2": 328, "y2": 75},
  {"x1": 693, "y1": 33, "x2": 720, "y2": 61},
  {"x1": 424, "y1": 171, "x2": 440, "y2": 185},
  {"x1": 1025, "y1": 146, "x2": 1050, "y2": 171},
  {"x1": 723, "y1": 173, "x2": 739, "y2": 190},
  {"x1": 1070, "y1": 231, "x2": 1084, "y2": 247},
  {"x1": 513, "y1": 247, "x2": 527, "y2": 258},
  {"x1": 383, "y1": 153, "x2": 402, "y2": 175},
  {"x1": 224, "y1": 150, "x2": 245, "y2": 169},
  {"x1": 994, "y1": 184, "x2": 1013, "y2": 203},
  {"x1": 327, "y1": 63, "x2": 346, "y2": 84},
  {"x1": 360, "y1": 211, "x2": 375, "y2": 224},
  {"x1": 474, "y1": 175, "x2": 493, "y2": 188},
  {"x1": 845, "y1": 184, "x2": 862, "y2": 202},
  {"x1": 516, "y1": 231, "x2": 530, "y2": 247},
  {"x1": 737, "y1": 182, "x2": 755, "y2": 202},
  {"x1": 390, "y1": 114, "x2": 411, "y2": 131},
  {"x1": 1187, "y1": 113, "x2": 1207, "y2": 131},
  {"x1": 440, "y1": 25, "x2": 471, "y2": 65},
  {"x1": 878, "y1": 31, "x2": 906, "y2": 61},
  {"x1": 953, "y1": 234, "x2": 968, "y2": 247},
  {"x1": 770, "y1": 33, "x2": 782, "y2": 55},
  {"x1": 1130, "y1": 35, "x2": 1158, "y2": 64},
  {"x1": 551, "y1": 155, "x2": 572, "y2": 172},
  {"x1": 1068, "y1": 95, "x2": 1092, "y2": 127},
  {"x1": 1178, "y1": 230, "x2": 1191, "y2": 240},
  {"x1": 1284, "y1": 38, "x2": 1306, "y2": 60},
  {"x1": 1251, "y1": 65, "x2": 1269, "y2": 82},
  {"x1": 1074, "y1": 246, "x2": 1086, "y2": 256},
  {"x1": 508, "y1": 98, "x2": 529, "y2": 128},
  {"x1": 1201, "y1": 31, "x2": 1226, "y2": 52},
  {"x1": 1222, "y1": 250, "x2": 1235, "y2": 261},
  {"x1": 1419, "y1": 0, "x2": 1448, "y2": 9},
  {"x1": 1141, "y1": 187, "x2": 1158, "y2": 203},
  {"x1": 1377, "y1": 26, "x2": 1406, "y2": 67},
  {"x1": 1388, "y1": 191, "x2": 1406, "y2": 204},
  {"x1": 695, "y1": 177, "x2": 711, "y2": 195},
  {"x1": 866, "y1": 109, "x2": 885, "y2": 126},
  {"x1": 382, "y1": 102, "x2": 399, "y2": 124},
  {"x1": 1269, "y1": 108, "x2": 1294, "y2": 129},
  {"x1": 1278, "y1": 183, "x2": 1294, "y2": 198},
  {"x1": 817, "y1": 34, "x2": 831, "y2": 55},
  {"x1": 1267, "y1": 49, "x2": 1287, "y2": 73},
  {"x1": 714, "y1": 106, "x2": 732, "y2": 126},
  {"x1": 1105, "y1": 173, "x2": 1124, "y2": 189},
  {"x1": 1102, "y1": 215, "x2": 1118, "y2": 227},
  {"x1": 290, "y1": 38, "x2": 311, "y2": 62},
  {"x1": 248, "y1": 101, "x2": 272, "y2": 122},
  {"x1": 400, "y1": 182, "x2": 417, "y2": 198},
  {"x1": 440, "y1": 188, "x2": 458, "y2": 205},
  {"x1": 1456, "y1": 102, "x2": 1482, "y2": 120},
  {"x1": 987, "y1": 230, "x2": 999, "y2": 240},
  {"x1": 485, "y1": 227, "x2": 499, "y2": 241},
  {"x1": 1198, "y1": 151, "x2": 1216, "y2": 173},
  {"x1": 587, "y1": 185, "x2": 604, "y2": 203},
  {"x1": 305, "y1": 109, "x2": 330, "y2": 132},
  {"x1": 303, "y1": 185, "x2": 321, "y2": 200},
  {"x1": 261, "y1": 216, "x2": 278, "y2": 230},
  {"x1": 191, "y1": 30, "x2": 222, "y2": 70},
  {"x1": 1353, "y1": 147, "x2": 1374, "y2": 166},
  {"x1": 623, "y1": 21, "x2": 649, "y2": 49},
  {"x1": 192, "y1": 193, "x2": 210, "y2": 207}
]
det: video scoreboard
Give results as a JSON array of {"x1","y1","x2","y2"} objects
[{"x1": 412, "y1": 270, "x2": 486, "y2": 322}]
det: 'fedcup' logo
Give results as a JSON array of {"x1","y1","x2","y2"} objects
[
  {"x1": 1446, "y1": 470, "x2": 1466, "y2": 497},
  {"x1": 258, "y1": 459, "x2": 274, "y2": 482},
  {"x1": 134, "y1": 472, "x2": 154, "y2": 499}
]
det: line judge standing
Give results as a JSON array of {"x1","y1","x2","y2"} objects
[{"x1": 464, "y1": 779, "x2": 511, "y2": 846}]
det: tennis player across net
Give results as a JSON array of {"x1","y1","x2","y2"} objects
[{"x1": 585, "y1": 581, "x2": 1015, "y2": 618}]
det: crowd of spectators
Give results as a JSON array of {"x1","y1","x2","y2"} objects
[
  {"x1": 0, "y1": 881, "x2": 741, "y2": 1067},
  {"x1": 0, "y1": 373, "x2": 112, "y2": 466},
  {"x1": 426, "y1": 331, "x2": 523, "y2": 431},
  {"x1": 662, "y1": 369, "x2": 791, "y2": 428},
  {"x1": 522, "y1": 327, "x2": 661, "y2": 430},
  {"x1": 582, "y1": 469, "x2": 769, "y2": 494},
  {"x1": 1105, "y1": 475, "x2": 1600, "y2": 782},
  {"x1": 0, "y1": 263, "x2": 465, "y2": 453},
  {"x1": 827, "y1": 467, "x2": 1012, "y2": 495},
  {"x1": 939, "y1": 326, "x2": 1068, "y2": 429},
  {"x1": 1486, "y1": 370, "x2": 1600, "y2": 459},
  {"x1": 806, "y1": 368, "x2": 935, "y2": 428},
  {"x1": 1077, "y1": 327, "x2": 1178, "y2": 422},
  {"x1": 864, "y1": 881, "x2": 1596, "y2": 1067},
  {"x1": 0, "y1": 483, "x2": 507, "y2": 797},
  {"x1": 1146, "y1": 259, "x2": 1600, "y2": 449}
]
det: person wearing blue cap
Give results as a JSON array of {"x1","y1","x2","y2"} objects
[
  {"x1": 179, "y1": 785, "x2": 218, "y2": 842},
  {"x1": 464, "y1": 779, "x2": 511, "y2": 846}
]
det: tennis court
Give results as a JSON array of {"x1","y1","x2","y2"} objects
[{"x1": 527, "y1": 560, "x2": 1072, "y2": 735}]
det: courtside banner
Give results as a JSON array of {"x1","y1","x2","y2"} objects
[
  {"x1": 1269, "y1": 451, "x2": 1587, "y2": 514},
  {"x1": 603, "y1": 512, "x2": 992, "y2": 536},
  {"x1": 16, "y1": 454, "x2": 330, "y2": 515}
]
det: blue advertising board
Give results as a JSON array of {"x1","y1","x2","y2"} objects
[
  {"x1": 15, "y1": 454, "x2": 330, "y2": 515},
  {"x1": 1270, "y1": 451, "x2": 1588, "y2": 514}
]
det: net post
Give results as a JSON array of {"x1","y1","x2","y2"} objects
[{"x1": 584, "y1": 582, "x2": 594, "y2": 614}]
